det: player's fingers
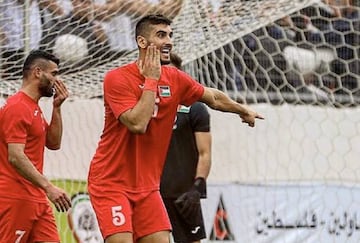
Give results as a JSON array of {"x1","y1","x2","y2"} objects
[
  {"x1": 53, "y1": 81, "x2": 64, "y2": 95},
  {"x1": 138, "y1": 60, "x2": 144, "y2": 74},
  {"x1": 54, "y1": 80, "x2": 69, "y2": 97},
  {"x1": 155, "y1": 48, "x2": 161, "y2": 65},
  {"x1": 145, "y1": 45, "x2": 152, "y2": 65},
  {"x1": 55, "y1": 79, "x2": 67, "y2": 92},
  {"x1": 256, "y1": 113, "x2": 265, "y2": 120},
  {"x1": 54, "y1": 198, "x2": 64, "y2": 212},
  {"x1": 61, "y1": 198, "x2": 70, "y2": 212},
  {"x1": 148, "y1": 44, "x2": 155, "y2": 63},
  {"x1": 54, "y1": 202, "x2": 61, "y2": 212},
  {"x1": 151, "y1": 45, "x2": 159, "y2": 65},
  {"x1": 242, "y1": 119, "x2": 254, "y2": 127},
  {"x1": 63, "y1": 195, "x2": 72, "y2": 210}
]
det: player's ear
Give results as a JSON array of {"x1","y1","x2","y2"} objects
[
  {"x1": 137, "y1": 36, "x2": 148, "y2": 49},
  {"x1": 33, "y1": 66, "x2": 42, "y2": 79}
]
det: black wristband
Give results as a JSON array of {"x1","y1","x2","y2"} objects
[{"x1": 193, "y1": 177, "x2": 207, "y2": 198}]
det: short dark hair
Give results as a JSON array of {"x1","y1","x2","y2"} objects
[
  {"x1": 135, "y1": 14, "x2": 172, "y2": 40},
  {"x1": 22, "y1": 50, "x2": 60, "y2": 77},
  {"x1": 170, "y1": 52, "x2": 182, "y2": 69}
]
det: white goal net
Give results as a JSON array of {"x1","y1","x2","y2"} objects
[{"x1": 1, "y1": 0, "x2": 360, "y2": 242}]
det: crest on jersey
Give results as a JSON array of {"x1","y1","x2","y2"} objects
[
  {"x1": 158, "y1": 86, "x2": 171, "y2": 97},
  {"x1": 177, "y1": 105, "x2": 191, "y2": 113}
]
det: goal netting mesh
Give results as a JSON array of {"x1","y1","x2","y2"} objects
[
  {"x1": 1, "y1": 0, "x2": 322, "y2": 98},
  {"x1": 1, "y1": 0, "x2": 360, "y2": 242}
]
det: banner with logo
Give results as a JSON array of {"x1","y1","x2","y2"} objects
[
  {"x1": 202, "y1": 183, "x2": 360, "y2": 243},
  {"x1": 54, "y1": 181, "x2": 360, "y2": 243}
]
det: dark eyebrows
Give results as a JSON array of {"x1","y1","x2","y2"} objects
[
  {"x1": 156, "y1": 30, "x2": 173, "y2": 38},
  {"x1": 156, "y1": 30, "x2": 167, "y2": 35}
]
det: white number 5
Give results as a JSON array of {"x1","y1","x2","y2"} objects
[
  {"x1": 111, "y1": 206, "x2": 125, "y2": 226},
  {"x1": 15, "y1": 230, "x2": 26, "y2": 243}
]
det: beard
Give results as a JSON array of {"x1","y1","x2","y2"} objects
[
  {"x1": 160, "y1": 59, "x2": 171, "y2": 65},
  {"x1": 38, "y1": 75, "x2": 54, "y2": 97}
]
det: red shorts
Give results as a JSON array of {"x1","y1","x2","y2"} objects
[
  {"x1": 89, "y1": 190, "x2": 171, "y2": 241},
  {"x1": 0, "y1": 197, "x2": 60, "y2": 243}
]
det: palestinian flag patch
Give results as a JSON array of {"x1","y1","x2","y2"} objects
[{"x1": 159, "y1": 86, "x2": 171, "y2": 97}]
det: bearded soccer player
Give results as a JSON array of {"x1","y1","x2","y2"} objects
[
  {"x1": 87, "y1": 14, "x2": 264, "y2": 243},
  {"x1": 0, "y1": 50, "x2": 71, "y2": 242}
]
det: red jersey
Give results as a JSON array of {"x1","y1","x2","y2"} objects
[
  {"x1": 88, "y1": 62, "x2": 204, "y2": 194},
  {"x1": 0, "y1": 92, "x2": 48, "y2": 202}
]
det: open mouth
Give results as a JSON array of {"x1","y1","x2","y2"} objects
[{"x1": 161, "y1": 46, "x2": 171, "y2": 56}]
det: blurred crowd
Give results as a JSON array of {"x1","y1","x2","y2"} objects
[
  {"x1": 195, "y1": 0, "x2": 359, "y2": 105},
  {"x1": 0, "y1": 0, "x2": 183, "y2": 79},
  {"x1": 0, "y1": 0, "x2": 359, "y2": 105}
]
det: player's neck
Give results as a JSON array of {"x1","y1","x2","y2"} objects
[{"x1": 20, "y1": 82, "x2": 41, "y2": 103}]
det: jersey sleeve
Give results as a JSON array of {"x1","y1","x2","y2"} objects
[
  {"x1": 190, "y1": 102, "x2": 210, "y2": 132},
  {"x1": 176, "y1": 69, "x2": 204, "y2": 106},
  {"x1": 2, "y1": 103, "x2": 31, "y2": 144},
  {"x1": 104, "y1": 69, "x2": 138, "y2": 119}
]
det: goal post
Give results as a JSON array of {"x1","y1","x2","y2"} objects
[{"x1": 1, "y1": 0, "x2": 359, "y2": 242}]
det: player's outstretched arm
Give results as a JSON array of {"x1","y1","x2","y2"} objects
[{"x1": 200, "y1": 87, "x2": 264, "y2": 127}]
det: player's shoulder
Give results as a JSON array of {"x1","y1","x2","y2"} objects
[
  {"x1": 104, "y1": 62, "x2": 137, "y2": 82},
  {"x1": 5, "y1": 92, "x2": 28, "y2": 108},
  {"x1": 107, "y1": 62, "x2": 135, "y2": 75},
  {"x1": 162, "y1": 65, "x2": 180, "y2": 75},
  {"x1": 1, "y1": 93, "x2": 33, "y2": 116},
  {"x1": 190, "y1": 102, "x2": 210, "y2": 118}
]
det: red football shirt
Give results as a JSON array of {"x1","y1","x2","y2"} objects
[
  {"x1": 88, "y1": 62, "x2": 204, "y2": 194},
  {"x1": 0, "y1": 92, "x2": 48, "y2": 202}
]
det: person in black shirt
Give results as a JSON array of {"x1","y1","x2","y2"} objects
[{"x1": 160, "y1": 52, "x2": 212, "y2": 243}]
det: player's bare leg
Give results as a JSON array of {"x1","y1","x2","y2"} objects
[
  {"x1": 105, "y1": 232, "x2": 133, "y2": 243},
  {"x1": 138, "y1": 230, "x2": 170, "y2": 243}
]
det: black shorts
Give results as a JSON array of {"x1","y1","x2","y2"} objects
[{"x1": 163, "y1": 198, "x2": 206, "y2": 243}]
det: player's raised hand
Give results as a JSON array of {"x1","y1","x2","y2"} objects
[
  {"x1": 53, "y1": 79, "x2": 69, "y2": 108},
  {"x1": 45, "y1": 184, "x2": 72, "y2": 212},
  {"x1": 138, "y1": 43, "x2": 161, "y2": 80},
  {"x1": 240, "y1": 106, "x2": 264, "y2": 127}
]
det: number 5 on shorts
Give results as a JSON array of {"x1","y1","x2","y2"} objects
[{"x1": 112, "y1": 206, "x2": 125, "y2": 226}]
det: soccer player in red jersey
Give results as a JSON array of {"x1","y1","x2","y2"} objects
[
  {"x1": 0, "y1": 50, "x2": 72, "y2": 242},
  {"x1": 87, "y1": 14, "x2": 264, "y2": 243}
]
